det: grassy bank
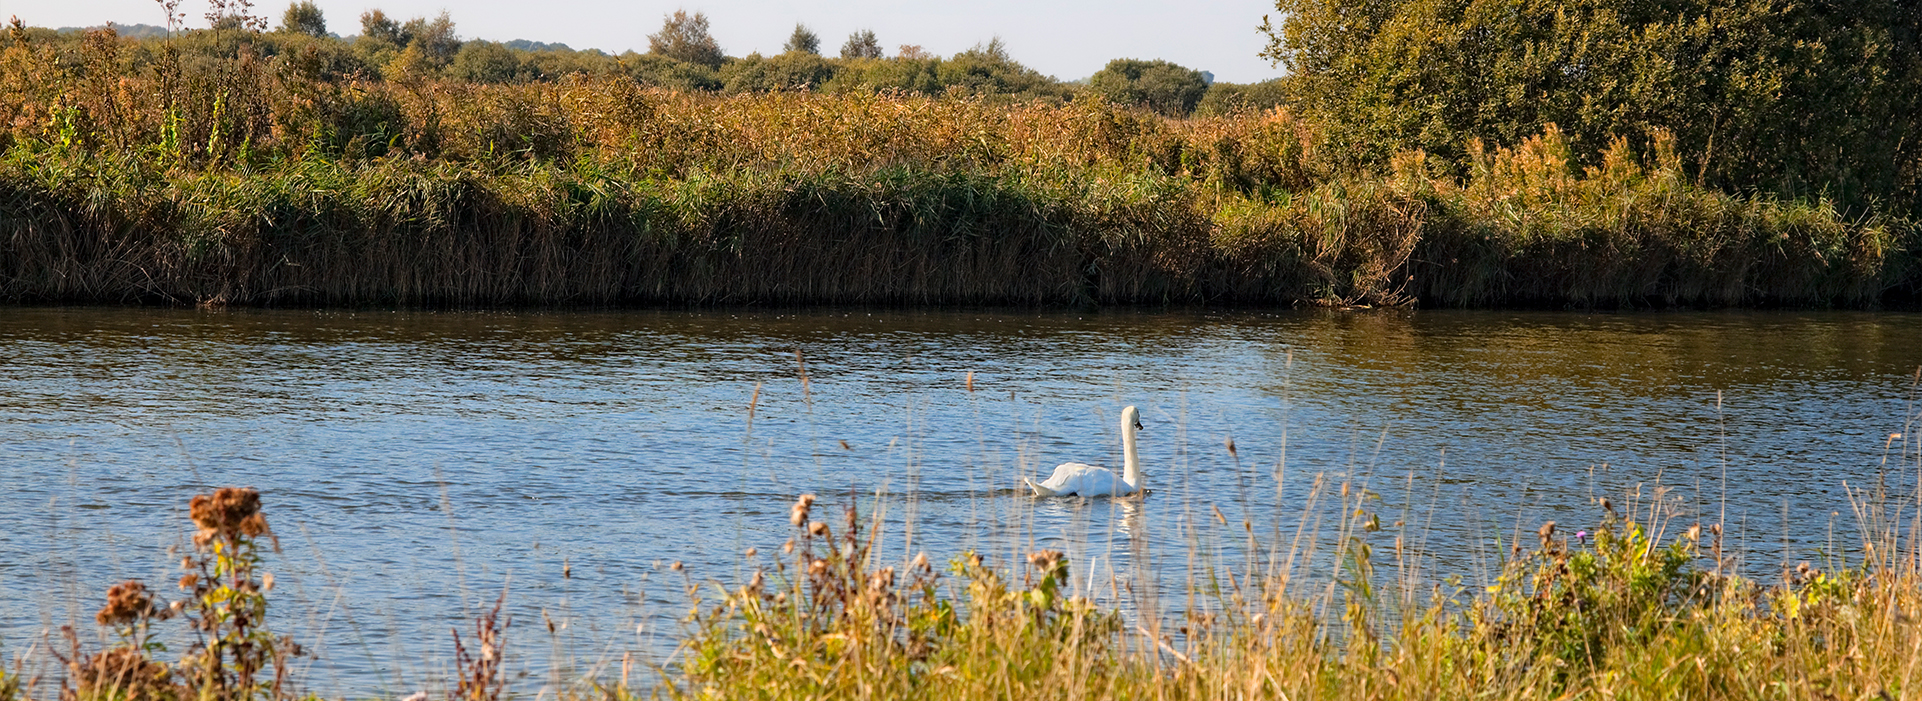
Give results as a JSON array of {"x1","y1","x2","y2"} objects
[
  {"x1": 20, "y1": 480, "x2": 1922, "y2": 701},
  {"x1": 1, "y1": 28, "x2": 1913, "y2": 307}
]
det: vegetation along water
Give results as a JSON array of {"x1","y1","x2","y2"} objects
[{"x1": 4, "y1": 0, "x2": 1918, "y2": 308}]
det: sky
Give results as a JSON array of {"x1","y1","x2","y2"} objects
[{"x1": 14, "y1": 0, "x2": 1288, "y2": 83}]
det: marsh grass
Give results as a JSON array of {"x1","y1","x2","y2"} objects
[
  {"x1": 648, "y1": 473, "x2": 1922, "y2": 701},
  {"x1": 0, "y1": 27, "x2": 1909, "y2": 308}
]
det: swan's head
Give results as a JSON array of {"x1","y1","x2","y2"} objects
[{"x1": 1122, "y1": 405, "x2": 1142, "y2": 432}]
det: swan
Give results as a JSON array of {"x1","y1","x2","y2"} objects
[{"x1": 1026, "y1": 406, "x2": 1144, "y2": 497}]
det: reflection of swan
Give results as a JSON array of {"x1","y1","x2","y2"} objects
[{"x1": 1026, "y1": 406, "x2": 1144, "y2": 497}]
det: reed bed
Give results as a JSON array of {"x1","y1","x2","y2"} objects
[{"x1": 0, "y1": 27, "x2": 1911, "y2": 307}]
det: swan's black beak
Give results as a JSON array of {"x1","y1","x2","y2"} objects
[{"x1": 1134, "y1": 420, "x2": 1144, "y2": 431}]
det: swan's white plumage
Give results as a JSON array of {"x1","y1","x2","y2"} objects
[
  {"x1": 1026, "y1": 406, "x2": 1144, "y2": 497},
  {"x1": 1026, "y1": 462, "x2": 1133, "y2": 496}
]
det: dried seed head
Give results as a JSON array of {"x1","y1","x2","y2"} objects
[
  {"x1": 911, "y1": 552, "x2": 929, "y2": 571},
  {"x1": 189, "y1": 487, "x2": 268, "y2": 545},
  {"x1": 96, "y1": 580, "x2": 159, "y2": 626},
  {"x1": 790, "y1": 494, "x2": 817, "y2": 527},
  {"x1": 1684, "y1": 524, "x2": 1701, "y2": 541},
  {"x1": 670, "y1": 561, "x2": 684, "y2": 572},
  {"x1": 1537, "y1": 521, "x2": 1556, "y2": 546},
  {"x1": 808, "y1": 521, "x2": 829, "y2": 537},
  {"x1": 782, "y1": 539, "x2": 796, "y2": 554},
  {"x1": 745, "y1": 547, "x2": 758, "y2": 558},
  {"x1": 261, "y1": 572, "x2": 275, "y2": 592},
  {"x1": 808, "y1": 559, "x2": 827, "y2": 576},
  {"x1": 868, "y1": 567, "x2": 895, "y2": 592},
  {"x1": 1027, "y1": 549, "x2": 1064, "y2": 573}
]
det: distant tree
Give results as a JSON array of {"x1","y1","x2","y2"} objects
[
  {"x1": 648, "y1": 10, "x2": 724, "y2": 68},
  {"x1": 1088, "y1": 58, "x2": 1209, "y2": 116},
  {"x1": 839, "y1": 29, "x2": 881, "y2": 59},
  {"x1": 896, "y1": 44, "x2": 931, "y2": 60},
  {"x1": 402, "y1": 12, "x2": 460, "y2": 66},
  {"x1": 451, "y1": 40, "x2": 524, "y2": 83},
  {"x1": 360, "y1": 9, "x2": 407, "y2": 46},
  {"x1": 782, "y1": 23, "x2": 819, "y2": 55},
  {"x1": 278, "y1": 1, "x2": 325, "y2": 36},
  {"x1": 204, "y1": 0, "x2": 268, "y2": 31}
]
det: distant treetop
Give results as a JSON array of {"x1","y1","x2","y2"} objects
[
  {"x1": 649, "y1": 9, "x2": 724, "y2": 68},
  {"x1": 840, "y1": 29, "x2": 881, "y2": 59},
  {"x1": 783, "y1": 23, "x2": 820, "y2": 55}
]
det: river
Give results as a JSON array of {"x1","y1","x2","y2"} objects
[{"x1": 2, "y1": 307, "x2": 1918, "y2": 694}]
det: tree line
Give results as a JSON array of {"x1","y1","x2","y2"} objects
[{"x1": 33, "y1": 3, "x2": 1282, "y2": 118}]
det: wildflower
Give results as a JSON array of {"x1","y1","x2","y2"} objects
[{"x1": 1575, "y1": 530, "x2": 1589, "y2": 544}]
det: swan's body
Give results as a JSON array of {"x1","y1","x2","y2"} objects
[{"x1": 1026, "y1": 406, "x2": 1144, "y2": 497}]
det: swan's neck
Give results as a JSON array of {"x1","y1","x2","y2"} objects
[{"x1": 1121, "y1": 421, "x2": 1141, "y2": 489}]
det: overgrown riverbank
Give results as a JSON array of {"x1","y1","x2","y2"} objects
[
  {"x1": 3, "y1": 27, "x2": 1914, "y2": 308},
  {"x1": 20, "y1": 481, "x2": 1922, "y2": 701}
]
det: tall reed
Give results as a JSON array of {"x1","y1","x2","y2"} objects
[{"x1": 0, "y1": 27, "x2": 1910, "y2": 307}]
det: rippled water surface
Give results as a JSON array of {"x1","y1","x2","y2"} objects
[{"x1": 4, "y1": 307, "x2": 1920, "y2": 694}]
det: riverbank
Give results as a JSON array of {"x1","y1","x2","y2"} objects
[
  {"x1": 2, "y1": 82, "x2": 1911, "y2": 308},
  {"x1": 25, "y1": 483, "x2": 1922, "y2": 701}
]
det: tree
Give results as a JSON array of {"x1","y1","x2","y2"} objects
[
  {"x1": 401, "y1": 12, "x2": 460, "y2": 66},
  {"x1": 1088, "y1": 58, "x2": 1209, "y2": 116},
  {"x1": 840, "y1": 29, "x2": 881, "y2": 59},
  {"x1": 782, "y1": 23, "x2": 819, "y2": 55},
  {"x1": 359, "y1": 9, "x2": 407, "y2": 47},
  {"x1": 1259, "y1": 0, "x2": 1922, "y2": 211},
  {"x1": 649, "y1": 10, "x2": 724, "y2": 68},
  {"x1": 278, "y1": 1, "x2": 325, "y2": 36}
]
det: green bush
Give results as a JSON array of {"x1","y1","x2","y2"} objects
[{"x1": 1088, "y1": 58, "x2": 1208, "y2": 116}]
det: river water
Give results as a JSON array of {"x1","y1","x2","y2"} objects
[{"x1": 3, "y1": 307, "x2": 1919, "y2": 694}]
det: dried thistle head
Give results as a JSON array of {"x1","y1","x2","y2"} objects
[
  {"x1": 1536, "y1": 521, "x2": 1556, "y2": 547},
  {"x1": 189, "y1": 487, "x2": 268, "y2": 545},
  {"x1": 808, "y1": 521, "x2": 829, "y2": 538},
  {"x1": 96, "y1": 580, "x2": 165, "y2": 626}
]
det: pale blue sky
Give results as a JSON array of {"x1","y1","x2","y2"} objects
[{"x1": 15, "y1": 0, "x2": 1286, "y2": 83}]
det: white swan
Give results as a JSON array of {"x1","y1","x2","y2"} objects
[{"x1": 1026, "y1": 406, "x2": 1144, "y2": 497}]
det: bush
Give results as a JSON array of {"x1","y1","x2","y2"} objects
[
  {"x1": 450, "y1": 40, "x2": 525, "y2": 83},
  {"x1": 1088, "y1": 58, "x2": 1208, "y2": 116},
  {"x1": 1196, "y1": 79, "x2": 1286, "y2": 116}
]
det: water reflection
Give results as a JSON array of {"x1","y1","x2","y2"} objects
[{"x1": 1, "y1": 307, "x2": 1919, "y2": 693}]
